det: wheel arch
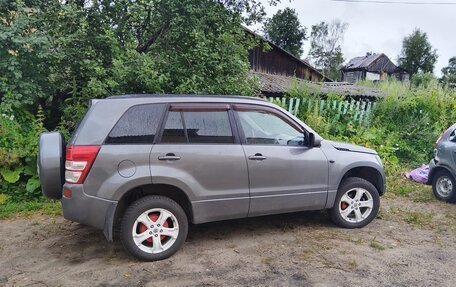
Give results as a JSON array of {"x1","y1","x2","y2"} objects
[
  {"x1": 428, "y1": 165, "x2": 455, "y2": 185},
  {"x1": 339, "y1": 165, "x2": 385, "y2": 196},
  {"x1": 106, "y1": 183, "x2": 194, "y2": 241}
]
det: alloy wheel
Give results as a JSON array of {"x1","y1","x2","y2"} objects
[
  {"x1": 338, "y1": 188, "x2": 374, "y2": 223},
  {"x1": 132, "y1": 208, "x2": 179, "y2": 254}
]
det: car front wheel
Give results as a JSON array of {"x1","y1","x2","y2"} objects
[
  {"x1": 330, "y1": 177, "x2": 380, "y2": 228},
  {"x1": 120, "y1": 195, "x2": 188, "y2": 261},
  {"x1": 432, "y1": 170, "x2": 456, "y2": 203}
]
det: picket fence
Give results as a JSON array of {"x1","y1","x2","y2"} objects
[{"x1": 266, "y1": 96, "x2": 376, "y2": 124}]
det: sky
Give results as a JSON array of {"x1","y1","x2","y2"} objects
[{"x1": 251, "y1": 0, "x2": 456, "y2": 76}]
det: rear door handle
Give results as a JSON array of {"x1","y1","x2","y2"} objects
[
  {"x1": 248, "y1": 153, "x2": 267, "y2": 161},
  {"x1": 158, "y1": 153, "x2": 181, "y2": 161}
]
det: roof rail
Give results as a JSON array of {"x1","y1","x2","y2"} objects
[{"x1": 106, "y1": 94, "x2": 267, "y2": 102}]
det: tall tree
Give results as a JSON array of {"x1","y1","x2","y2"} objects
[
  {"x1": 308, "y1": 20, "x2": 348, "y2": 81},
  {"x1": 0, "y1": 0, "x2": 55, "y2": 112},
  {"x1": 398, "y1": 29, "x2": 438, "y2": 76},
  {"x1": 441, "y1": 57, "x2": 456, "y2": 85},
  {"x1": 0, "y1": 0, "x2": 278, "y2": 129},
  {"x1": 263, "y1": 7, "x2": 306, "y2": 57}
]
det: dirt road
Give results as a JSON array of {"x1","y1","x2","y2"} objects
[{"x1": 1, "y1": 195, "x2": 455, "y2": 287}]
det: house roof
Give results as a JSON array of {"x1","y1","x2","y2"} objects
[
  {"x1": 342, "y1": 53, "x2": 402, "y2": 75},
  {"x1": 343, "y1": 53, "x2": 385, "y2": 70},
  {"x1": 253, "y1": 72, "x2": 385, "y2": 100},
  {"x1": 244, "y1": 27, "x2": 332, "y2": 82}
]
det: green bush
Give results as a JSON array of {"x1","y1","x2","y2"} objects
[
  {"x1": 287, "y1": 79, "x2": 456, "y2": 171},
  {"x1": 0, "y1": 107, "x2": 44, "y2": 200}
]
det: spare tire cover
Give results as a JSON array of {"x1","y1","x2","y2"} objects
[{"x1": 38, "y1": 132, "x2": 65, "y2": 200}]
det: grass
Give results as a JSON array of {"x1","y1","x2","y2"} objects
[
  {"x1": 444, "y1": 212, "x2": 456, "y2": 236},
  {"x1": 403, "y1": 211, "x2": 435, "y2": 226},
  {"x1": 0, "y1": 199, "x2": 61, "y2": 219},
  {"x1": 348, "y1": 259, "x2": 358, "y2": 268},
  {"x1": 379, "y1": 206, "x2": 435, "y2": 227},
  {"x1": 369, "y1": 239, "x2": 386, "y2": 251},
  {"x1": 225, "y1": 242, "x2": 237, "y2": 249},
  {"x1": 261, "y1": 257, "x2": 273, "y2": 265},
  {"x1": 387, "y1": 170, "x2": 434, "y2": 202}
]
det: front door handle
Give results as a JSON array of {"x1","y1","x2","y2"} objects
[
  {"x1": 248, "y1": 153, "x2": 267, "y2": 161},
  {"x1": 158, "y1": 153, "x2": 181, "y2": 161}
]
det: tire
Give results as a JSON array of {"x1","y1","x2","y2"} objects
[
  {"x1": 432, "y1": 170, "x2": 456, "y2": 203},
  {"x1": 329, "y1": 177, "x2": 380, "y2": 228},
  {"x1": 120, "y1": 195, "x2": 188, "y2": 261},
  {"x1": 38, "y1": 132, "x2": 65, "y2": 199}
]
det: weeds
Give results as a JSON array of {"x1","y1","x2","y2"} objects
[
  {"x1": 387, "y1": 170, "x2": 434, "y2": 202},
  {"x1": 369, "y1": 238, "x2": 386, "y2": 251},
  {"x1": 261, "y1": 257, "x2": 273, "y2": 265},
  {"x1": 287, "y1": 79, "x2": 456, "y2": 169},
  {"x1": 225, "y1": 243, "x2": 237, "y2": 249},
  {"x1": 0, "y1": 200, "x2": 60, "y2": 219},
  {"x1": 348, "y1": 259, "x2": 358, "y2": 268},
  {"x1": 403, "y1": 211, "x2": 434, "y2": 226}
]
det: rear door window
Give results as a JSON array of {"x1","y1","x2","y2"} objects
[
  {"x1": 183, "y1": 111, "x2": 233, "y2": 143},
  {"x1": 159, "y1": 104, "x2": 235, "y2": 144},
  {"x1": 161, "y1": 111, "x2": 186, "y2": 143},
  {"x1": 105, "y1": 104, "x2": 165, "y2": 144}
]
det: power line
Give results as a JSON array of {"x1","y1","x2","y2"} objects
[{"x1": 331, "y1": 0, "x2": 456, "y2": 4}]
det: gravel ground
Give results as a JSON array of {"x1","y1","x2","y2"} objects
[{"x1": 0, "y1": 195, "x2": 455, "y2": 287}]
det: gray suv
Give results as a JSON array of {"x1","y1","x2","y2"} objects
[
  {"x1": 428, "y1": 123, "x2": 456, "y2": 202},
  {"x1": 38, "y1": 95, "x2": 386, "y2": 261}
]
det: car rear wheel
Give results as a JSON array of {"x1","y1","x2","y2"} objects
[
  {"x1": 330, "y1": 177, "x2": 380, "y2": 228},
  {"x1": 120, "y1": 196, "x2": 188, "y2": 261},
  {"x1": 432, "y1": 170, "x2": 456, "y2": 203}
]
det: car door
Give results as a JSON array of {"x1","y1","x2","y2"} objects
[
  {"x1": 150, "y1": 103, "x2": 250, "y2": 223},
  {"x1": 233, "y1": 104, "x2": 329, "y2": 217},
  {"x1": 447, "y1": 128, "x2": 456, "y2": 170}
]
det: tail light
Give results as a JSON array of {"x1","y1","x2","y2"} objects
[
  {"x1": 65, "y1": 145, "x2": 100, "y2": 184},
  {"x1": 435, "y1": 128, "x2": 450, "y2": 146},
  {"x1": 435, "y1": 133, "x2": 444, "y2": 146}
]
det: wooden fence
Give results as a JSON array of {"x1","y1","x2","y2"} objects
[{"x1": 266, "y1": 96, "x2": 376, "y2": 124}]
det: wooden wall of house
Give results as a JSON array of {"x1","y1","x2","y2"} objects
[
  {"x1": 248, "y1": 46, "x2": 323, "y2": 82},
  {"x1": 342, "y1": 70, "x2": 365, "y2": 83},
  {"x1": 367, "y1": 55, "x2": 397, "y2": 73}
]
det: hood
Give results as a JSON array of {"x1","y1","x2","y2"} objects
[{"x1": 327, "y1": 140, "x2": 377, "y2": 155}]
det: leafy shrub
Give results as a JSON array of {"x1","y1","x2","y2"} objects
[
  {"x1": 286, "y1": 79, "x2": 456, "y2": 171},
  {"x1": 0, "y1": 108, "x2": 44, "y2": 200},
  {"x1": 410, "y1": 72, "x2": 438, "y2": 89}
]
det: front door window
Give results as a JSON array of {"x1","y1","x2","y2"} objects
[{"x1": 237, "y1": 110, "x2": 306, "y2": 146}]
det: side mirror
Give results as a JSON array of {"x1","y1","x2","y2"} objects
[{"x1": 307, "y1": 133, "x2": 315, "y2": 148}]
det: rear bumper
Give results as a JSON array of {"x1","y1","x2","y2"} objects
[{"x1": 61, "y1": 184, "x2": 117, "y2": 241}]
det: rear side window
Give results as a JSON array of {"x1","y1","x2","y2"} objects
[
  {"x1": 160, "y1": 108, "x2": 234, "y2": 144},
  {"x1": 105, "y1": 104, "x2": 165, "y2": 144}
]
